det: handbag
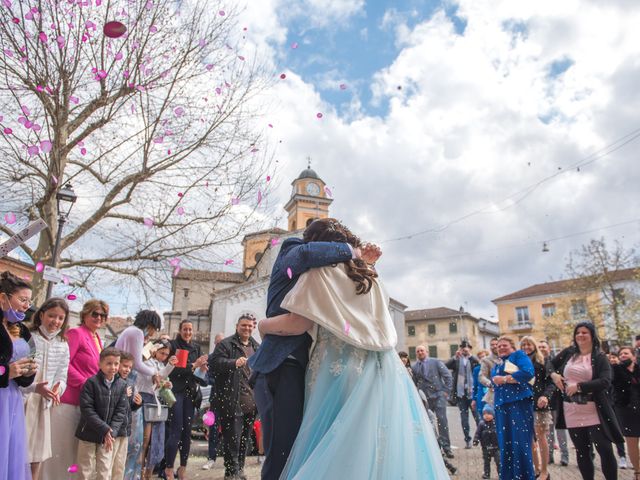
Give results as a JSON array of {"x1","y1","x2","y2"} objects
[{"x1": 143, "y1": 392, "x2": 169, "y2": 423}]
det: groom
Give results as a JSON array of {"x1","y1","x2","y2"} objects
[{"x1": 249, "y1": 219, "x2": 378, "y2": 480}]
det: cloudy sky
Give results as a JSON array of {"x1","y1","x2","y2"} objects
[{"x1": 234, "y1": 0, "x2": 640, "y2": 319}]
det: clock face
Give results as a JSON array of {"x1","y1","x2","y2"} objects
[{"x1": 305, "y1": 182, "x2": 321, "y2": 196}]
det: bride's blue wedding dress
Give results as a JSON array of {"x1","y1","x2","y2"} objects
[{"x1": 279, "y1": 265, "x2": 450, "y2": 480}]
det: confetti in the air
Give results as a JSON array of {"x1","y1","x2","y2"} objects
[
  {"x1": 172, "y1": 266, "x2": 181, "y2": 277},
  {"x1": 231, "y1": 197, "x2": 240, "y2": 206},
  {"x1": 339, "y1": 84, "x2": 347, "y2": 90},
  {"x1": 218, "y1": 10, "x2": 225, "y2": 16},
  {"x1": 67, "y1": 294, "x2": 77, "y2": 301},
  {"x1": 4, "y1": 212, "x2": 16, "y2": 224},
  {"x1": 0, "y1": 366, "x2": 5, "y2": 376},
  {"x1": 143, "y1": 218, "x2": 154, "y2": 228},
  {"x1": 270, "y1": 238, "x2": 279, "y2": 247},
  {"x1": 103, "y1": 21, "x2": 127, "y2": 38},
  {"x1": 169, "y1": 258, "x2": 181, "y2": 267},
  {"x1": 203, "y1": 410, "x2": 216, "y2": 426},
  {"x1": 67, "y1": 464, "x2": 78, "y2": 473},
  {"x1": 324, "y1": 186, "x2": 332, "y2": 198},
  {"x1": 280, "y1": 73, "x2": 286, "y2": 80},
  {"x1": 224, "y1": 259, "x2": 234, "y2": 265},
  {"x1": 266, "y1": 175, "x2": 271, "y2": 182},
  {"x1": 286, "y1": 267, "x2": 293, "y2": 279},
  {"x1": 344, "y1": 322, "x2": 351, "y2": 335},
  {"x1": 35, "y1": 262, "x2": 44, "y2": 273},
  {"x1": 316, "y1": 112, "x2": 323, "y2": 119},
  {"x1": 177, "y1": 207, "x2": 185, "y2": 216},
  {"x1": 62, "y1": 275, "x2": 70, "y2": 286},
  {"x1": 291, "y1": 42, "x2": 298, "y2": 49}
]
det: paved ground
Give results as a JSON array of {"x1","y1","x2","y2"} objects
[{"x1": 178, "y1": 407, "x2": 635, "y2": 479}]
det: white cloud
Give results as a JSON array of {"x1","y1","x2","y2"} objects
[{"x1": 234, "y1": 1, "x2": 640, "y2": 318}]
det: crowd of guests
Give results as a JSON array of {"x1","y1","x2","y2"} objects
[
  {"x1": 0, "y1": 270, "x2": 262, "y2": 480},
  {"x1": 405, "y1": 325, "x2": 640, "y2": 480}
]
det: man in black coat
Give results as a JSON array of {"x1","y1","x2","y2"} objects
[
  {"x1": 446, "y1": 340, "x2": 479, "y2": 448},
  {"x1": 210, "y1": 315, "x2": 260, "y2": 480}
]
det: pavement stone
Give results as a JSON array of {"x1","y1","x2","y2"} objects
[{"x1": 179, "y1": 406, "x2": 635, "y2": 479}]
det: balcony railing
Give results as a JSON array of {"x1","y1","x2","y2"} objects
[{"x1": 509, "y1": 321, "x2": 533, "y2": 332}]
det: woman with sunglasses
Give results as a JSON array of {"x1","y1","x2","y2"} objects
[{"x1": 43, "y1": 299, "x2": 109, "y2": 480}]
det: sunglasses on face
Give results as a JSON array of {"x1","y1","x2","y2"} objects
[{"x1": 90, "y1": 311, "x2": 108, "y2": 320}]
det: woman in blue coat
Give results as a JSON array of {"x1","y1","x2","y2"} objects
[{"x1": 492, "y1": 335, "x2": 535, "y2": 480}]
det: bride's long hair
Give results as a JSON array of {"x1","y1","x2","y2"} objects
[{"x1": 302, "y1": 218, "x2": 378, "y2": 295}]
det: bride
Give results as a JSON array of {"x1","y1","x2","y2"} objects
[{"x1": 258, "y1": 221, "x2": 450, "y2": 480}]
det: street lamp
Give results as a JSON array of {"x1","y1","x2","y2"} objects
[{"x1": 45, "y1": 183, "x2": 77, "y2": 299}]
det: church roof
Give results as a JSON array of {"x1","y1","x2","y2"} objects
[
  {"x1": 297, "y1": 167, "x2": 321, "y2": 181},
  {"x1": 174, "y1": 269, "x2": 246, "y2": 283},
  {"x1": 242, "y1": 227, "x2": 288, "y2": 243},
  {"x1": 405, "y1": 307, "x2": 476, "y2": 321}
]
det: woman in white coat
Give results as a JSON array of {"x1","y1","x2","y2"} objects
[{"x1": 21, "y1": 298, "x2": 70, "y2": 480}]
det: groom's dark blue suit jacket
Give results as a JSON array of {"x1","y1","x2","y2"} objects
[{"x1": 249, "y1": 237, "x2": 352, "y2": 374}]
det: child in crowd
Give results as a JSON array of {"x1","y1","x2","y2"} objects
[
  {"x1": 137, "y1": 339, "x2": 176, "y2": 479},
  {"x1": 473, "y1": 404, "x2": 500, "y2": 479},
  {"x1": 111, "y1": 351, "x2": 143, "y2": 480},
  {"x1": 75, "y1": 347, "x2": 129, "y2": 480},
  {"x1": 22, "y1": 297, "x2": 70, "y2": 480}
]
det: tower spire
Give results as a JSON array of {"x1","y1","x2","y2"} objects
[{"x1": 306, "y1": 156, "x2": 312, "y2": 169}]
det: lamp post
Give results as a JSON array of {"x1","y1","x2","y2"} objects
[{"x1": 45, "y1": 183, "x2": 77, "y2": 299}]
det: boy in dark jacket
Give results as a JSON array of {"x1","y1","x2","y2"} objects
[
  {"x1": 473, "y1": 404, "x2": 500, "y2": 479},
  {"x1": 111, "y1": 351, "x2": 143, "y2": 480},
  {"x1": 75, "y1": 347, "x2": 129, "y2": 480}
]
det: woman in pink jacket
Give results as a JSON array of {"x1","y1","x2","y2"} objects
[{"x1": 41, "y1": 299, "x2": 109, "y2": 480}]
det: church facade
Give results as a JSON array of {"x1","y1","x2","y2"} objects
[{"x1": 164, "y1": 166, "x2": 407, "y2": 352}]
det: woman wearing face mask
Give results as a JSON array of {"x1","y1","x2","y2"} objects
[
  {"x1": 114, "y1": 310, "x2": 163, "y2": 479},
  {"x1": 21, "y1": 298, "x2": 70, "y2": 480},
  {"x1": 612, "y1": 347, "x2": 640, "y2": 479},
  {"x1": 42, "y1": 299, "x2": 109, "y2": 480},
  {"x1": 0, "y1": 271, "x2": 37, "y2": 480},
  {"x1": 550, "y1": 322, "x2": 623, "y2": 480}
]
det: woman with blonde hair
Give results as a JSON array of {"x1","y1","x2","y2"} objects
[
  {"x1": 42, "y1": 299, "x2": 109, "y2": 480},
  {"x1": 521, "y1": 336, "x2": 556, "y2": 480}
]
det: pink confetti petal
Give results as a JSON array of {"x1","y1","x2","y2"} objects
[
  {"x1": 257, "y1": 190, "x2": 262, "y2": 205},
  {"x1": 270, "y1": 238, "x2": 280, "y2": 246},
  {"x1": 339, "y1": 83, "x2": 347, "y2": 90},
  {"x1": 238, "y1": 55, "x2": 245, "y2": 61},
  {"x1": 67, "y1": 294, "x2": 77, "y2": 301},
  {"x1": 3, "y1": 128, "x2": 13, "y2": 135},
  {"x1": 224, "y1": 259, "x2": 234, "y2": 265},
  {"x1": 35, "y1": 262, "x2": 45, "y2": 273},
  {"x1": 21, "y1": 105, "x2": 31, "y2": 116},
  {"x1": 177, "y1": 207, "x2": 185, "y2": 216},
  {"x1": 27, "y1": 145, "x2": 39, "y2": 156},
  {"x1": 174, "y1": 106, "x2": 185, "y2": 117},
  {"x1": 286, "y1": 267, "x2": 293, "y2": 279},
  {"x1": 324, "y1": 186, "x2": 332, "y2": 198},
  {"x1": 268, "y1": 123, "x2": 273, "y2": 128},
  {"x1": 62, "y1": 275, "x2": 70, "y2": 285},
  {"x1": 344, "y1": 321, "x2": 351, "y2": 335},
  {"x1": 40, "y1": 140, "x2": 52, "y2": 153},
  {"x1": 51, "y1": 176, "x2": 58, "y2": 186},
  {"x1": 4, "y1": 212, "x2": 16, "y2": 224},
  {"x1": 231, "y1": 197, "x2": 240, "y2": 205},
  {"x1": 69, "y1": 96, "x2": 79, "y2": 104},
  {"x1": 266, "y1": 175, "x2": 271, "y2": 182},
  {"x1": 203, "y1": 410, "x2": 215, "y2": 426},
  {"x1": 218, "y1": 10, "x2": 225, "y2": 16},
  {"x1": 67, "y1": 464, "x2": 78, "y2": 473},
  {"x1": 143, "y1": 218, "x2": 154, "y2": 228},
  {"x1": 316, "y1": 112, "x2": 323, "y2": 119},
  {"x1": 103, "y1": 21, "x2": 127, "y2": 38},
  {"x1": 38, "y1": 32, "x2": 48, "y2": 44},
  {"x1": 80, "y1": 148, "x2": 87, "y2": 155},
  {"x1": 177, "y1": 192, "x2": 184, "y2": 197},
  {"x1": 169, "y1": 258, "x2": 181, "y2": 267},
  {"x1": 0, "y1": 366, "x2": 5, "y2": 376},
  {"x1": 280, "y1": 73, "x2": 286, "y2": 79},
  {"x1": 291, "y1": 42, "x2": 298, "y2": 49},
  {"x1": 172, "y1": 266, "x2": 181, "y2": 277}
]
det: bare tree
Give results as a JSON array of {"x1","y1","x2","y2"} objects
[
  {"x1": 565, "y1": 238, "x2": 640, "y2": 345},
  {"x1": 0, "y1": 0, "x2": 274, "y2": 304}
]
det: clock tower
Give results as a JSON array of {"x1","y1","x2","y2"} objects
[{"x1": 284, "y1": 161, "x2": 333, "y2": 231}]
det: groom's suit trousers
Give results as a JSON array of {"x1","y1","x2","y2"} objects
[{"x1": 254, "y1": 359, "x2": 306, "y2": 480}]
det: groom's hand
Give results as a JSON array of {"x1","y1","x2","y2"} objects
[
  {"x1": 360, "y1": 243, "x2": 382, "y2": 265},
  {"x1": 235, "y1": 357, "x2": 248, "y2": 368}
]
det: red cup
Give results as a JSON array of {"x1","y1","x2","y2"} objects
[{"x1": 175, "y1": 349, "x2": 189, "y2": 368}]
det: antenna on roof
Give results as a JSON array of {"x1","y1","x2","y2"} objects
[{"x1": 306, "y1": 156, "x2": 312, "y2": 169}]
